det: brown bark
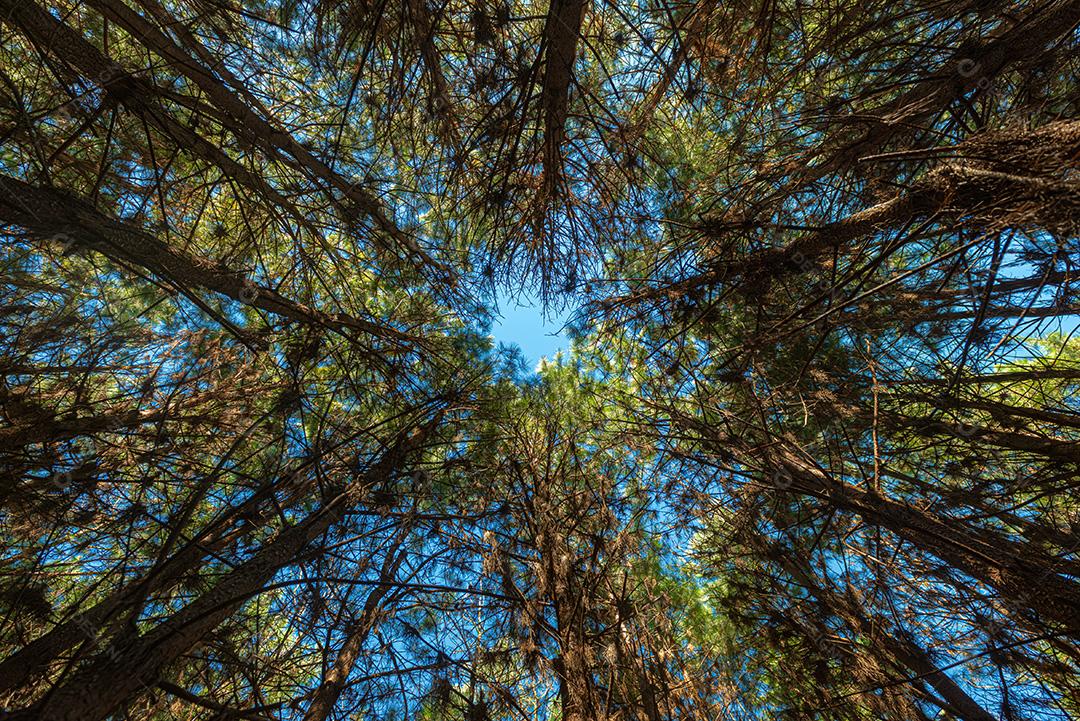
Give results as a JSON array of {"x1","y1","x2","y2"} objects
[
  {"x1": 613, "y1": 119, "x2": 1080, "y2": 312},
  {"x1": 539, "y1": 525, "x2": 597, "y2": 721},
  {"x1": 6, "y1": 423, "x2": 433, "y2": 721},
  {"x1": 0, "y1": 176, "x2": 418, "y2": 349},
  {"x1": 539, "y1": 0, "x2": 588, "y2": 200},
  {"x1": 600, "y1": 187, "x2": 929, "y2": 314},
  {"x1": 406, "y1": 0, "x2": 460, "y2": 148},
  {"x1": 82, "y1": 0, "x2": 443, "y2": 274},
  {"x1": 882, "y1": 630, "x2": 996, "y2": 721},
  {"x1": 781, "y1": 0, "x2": 1080, "y2": 193},
  {"x1": 0, "y1": 0, "x2": 305, "y2": 221},
  {"x1": 0, "y1": 408, "x2": 164, "y2": 453},
  {"x1": 877, "y1": 409, "x2": 1080, "y2": 465},
  {"x1": 679, "y1": 415, "x2": 1080, "y2": 632},
  {"x1": 0, "y1": 459, "x2": 317, "y2": 695},
  {"x1": 894, "y1": 303, "x2": 1080, "y2": 325},
  {"x1": 766, "y1": 547, "x2": 997, "y2": 721},
  {"x1": 767, "y1": 444, "x2": 1080, "y2": 632},
  {"x1": 885, "y1": 367, "x2": 1080, "y2": 387},
  {"x1": 301, "y1": 538, "x2": 410, "y2": 721},
  {"x1": 903, "y1": 393, "x2": 1080, "y2": 432}
]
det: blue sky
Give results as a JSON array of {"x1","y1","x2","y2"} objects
[{"x1": 489, "y1": 291, "x2": 570, "y2": 364}]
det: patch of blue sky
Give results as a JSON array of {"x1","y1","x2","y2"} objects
[{"x1": 488, "y1": 289, "x2": 573, "y2": 369}]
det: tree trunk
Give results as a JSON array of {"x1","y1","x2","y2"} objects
[
  {"x1": 765, "y1": 545, "x2": 997, "y2": 721},
  {"x1": 301, "y1": 536, "x2": 410, "y2": 721},
  {"x1": 0, "y1": 461, "x2": 315, "y2": 694},
  {"x1": 768, "y1": 444, "x2": 1080, "y2": 633},
  {"x1": 0, "y1": 175, "x2": 417, "y2": 350},
  {"x1": 2, "y1": 423, "x2": 432, "y2": 721}
]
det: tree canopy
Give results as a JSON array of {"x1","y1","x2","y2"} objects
[{"x1": 1, "y1": 0, "x2": 1079, "y2": 719}]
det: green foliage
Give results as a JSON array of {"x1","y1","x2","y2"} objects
[{"x1": 2, "y1": 0, "x2": 1080, "y2": 719}]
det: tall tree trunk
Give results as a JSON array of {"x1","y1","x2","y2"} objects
[
  {"x1": 0, "y1": 460, "x2": 316, "y2": 694},
  {"x1": 877, "y1": 409, "x2": 1080, "y2": 465},
  {"x1": 680, "y1": 416, "x2": 1080, "y2": 633},
  {"x1": 82, "y1": 0, "x2": 442, "y2": 272},
  {"x1": 539, "y1": 0, "x2": 587, "y2": 200},
  {"x1": 0, "y1": 176, "x2": 417, "y2": 350},
  {"x1": 541, "y1": 529, "x2": 596, "y2": 721},
  {"x1": 301, "y1": 534, "x2": 410, "y2": 721},
  {"x1": 0, "y1": 408, "x2": 165, "y2": 453},
  {"x1": 762, "y1": 545, "x2": 997, "y2": 721},
  {"x1": 1, "y1": 421, "x2": 435, "y2": 721},
  {"x1": 0, "y1": 0, "x2": 304, "y2": 222},
  {"x1": 765, "y1": 442, "x2": 1080, "y2": 632}
]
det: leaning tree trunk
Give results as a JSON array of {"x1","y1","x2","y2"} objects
[
  {"x1": 764, "y1": 442, "x2": 1080, "y2": 634},
  {"x1": 0, "y1": 421, "x2": 435, "y2": 721},
  {"x1": 301, "y1": 534, "x2": 411, "y2": 721},
  {"x1": 0, "y1": 457, "x2": 319, "y2": 695},
  {"x1": 761, "y1": 544, "x2": 997, "y2": 721},
  {"x1": 679, "y1": 415, "x2": 1080, "y2": 634}
]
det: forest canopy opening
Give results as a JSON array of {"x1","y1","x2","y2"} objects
[{"x1": 1, "y1": 0, "x2": 1080, "y2": 720}]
